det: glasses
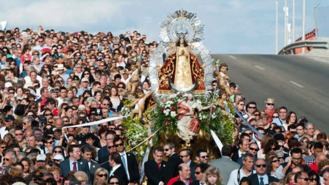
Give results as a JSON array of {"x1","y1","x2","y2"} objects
[
  {"x1": 115, "y1": 143, "x2": 123, "y2": 147},
  {"x1": 266, "y1": 103, "x2": 274, "y2": 106},
  {"x1": 249, "y1": 147, "x2": 259, "y2": 152},
  {"x1": 200, "y1": 155, "x2": 208, "y2": 159},
  {"x1": 4, "y1": 158, "x2": 10, "y2": 161},
  {"x1": 180, "y1": 155, "x2": 188, "y2": 158},
  {"x1": 299, "y1": 177, "x2": 309, "y2": 181},
  {"x1": 272, "y1": 159, "x2": 279, "y2": 163},
  {"x1": 97, "y1": 174, "x2": 107, "y2": 177},
  {"x1": 54, "y1": 150, "x2": 62, "y2": 153},
  {"x1": 255, "y1": 164, "x2": 267, "y2": 168},
  {"x1": 164, "y1": 148, "x2": 170, "y2": 151},
  {"x1": 108, "y1": 145, "x2": 115, "y2": 149},
  {"x1": 109, "y1": 182, "x2": 119, "y2": 185}
]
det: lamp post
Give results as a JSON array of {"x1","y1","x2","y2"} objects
[{"x1": 292, "y1": 0, "x2": 295, "y2": 42}]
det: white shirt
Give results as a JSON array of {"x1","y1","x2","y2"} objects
[
  {"x1": 120, "y1": 152, "x2": 130, "y2": 180},
  {"x1": 257, "y1": 174, "x2": 269, "y2": 185},
  {"x1": 110, "y1": 164, "x2": 121, "y2": 176},
  {"x1": 70, "y1": 160, "x2": 79, "y2": 171},
  {"x1": 227, "y1": 168, "x2": 252, "y2": 185}
]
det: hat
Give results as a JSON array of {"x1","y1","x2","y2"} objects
[
  {"x1": 2, "y1": 105, "x2": 13, "y2": 113},
  {"x1": 36, "y1": 154, "x2": 46, "y2": 161},
  {"x1": 4, "y1": 114, "x2": 15, "y2": 122},
  {"x1": 4, "y1": 82, "x2": 13, "y2": 88},
  {"x1": 81, "y1": 77, "x2": 89, "y2": 82},
  {"x1": 12, "y1": 182, "x2": 26, "y2": 185},
  {"x1": 14, "y1": 104, "x2": 27, "y2": 116},
  {"x1": 265, "y1": 98, "x2": 275, "y2": 104},
  {"x1": 53, "y1": 154, "x2": 64, "y2": 161},
  {"x1": 56, "y1": 64, "x2": 66, "y2": 71}
]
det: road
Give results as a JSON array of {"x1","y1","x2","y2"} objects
[{"x1": 212, "y1": 54, "x2": 329, "y2": 132}]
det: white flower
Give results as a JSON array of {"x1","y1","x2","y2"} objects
[
  {"x1": 163, "y1": 109, "x2": 170, "y2": 116},
  {"x1": 212, "y1": 113, "x2": 217, "y2": 119},
  {"x1": 170, "y1": 111, "x2": 177, "y2": 118}
]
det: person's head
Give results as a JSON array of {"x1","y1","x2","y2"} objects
[
  {"x1": 163, "y1": 143, "x2": 176, "y2": 157},
  {"x1": 313, "y1": 142, "x2": 324, "y2": 157},
  {"x1": 152, "y1": 147, "x2": 164, "y2": 164},
  {"x1": 248, "y1": 142, "x2": 259, "y2": 156},
  {"x1": 246, "y1": 101, "x2": 257, "y2": 114},
  {"x1": 278, "y1": 106, "x2": 288, "y2": 120},
  {"x1": 239, "y1": 177, "x2": 251, "y2": 185},
  {"x1": 196, "y1": 149, "x2": 209, "y2": 164},
  {"x1": 113, "y1": 137, "x2": 125, "y2": 153},
  {"x1": 239, "y1": 139, "x2": 250, "y2": 152},
  {"x1": 305, "y1": 123, "x2": 315, "y2": 137},
  {"x1": 291, "y1": 147, "x2": 303, "y2": 166},
  {"x1": 179, "y1": 148, "x2": 192, "y2": 163},
  {"x1": 94, "y1": 167, "x2": 109, "y2": 184},
  {"x1": 194, "y1": 163, "x2": 210, "y2": 181},
  {"x1": 178, "y1": 163, "x2": 191, "y2": 180},
  {"x1": 322, "y1": 168, "x2": 329, "y2": 185},
  {"x1": 109, "y1": 152, "x2": 121, "y2": 167},
  {"x1": 296, "y1": 123, "x2": 305, "y2": 137},
  {"x1": 108, "y1": 176, "x2": 120, "y2": 185},
  {"x1": 242, "y1": 153, "x2": 254, "y2": 172},
  {"x1": 221, "y1": 145, "x2": 233, "y2": 157},
  {"x1": 204, "y1": 166, "x2": 221, "y2": 185},
  {"x1": 68, "y1": 144, "x2": 81, "y2": 161},
  {"x1": 308, "y1": 171, "x2": 320, "y2": 185},
  {"x1": 3, "y1": 150, "x2": 18, "y2": 167},
  {"x1": 294, "y1": 171, "x2": 309, "y2": 185},
  {"x1": 106, "y1": 130, "x2": 116, "y2": 146},
  {"x1": 255, "y1": 158, "x2": 267, "y2": 175},
  {"x1": 269, "y1": 154, "x2": 281, "y2": 171},
  {"x1": 74, "y1": 171, "x2": 89, "y2": 185},
  {"x1": 81, "y1": 144, "x2": 95, "y2": 161}
]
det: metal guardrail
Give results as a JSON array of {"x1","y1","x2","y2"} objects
[{"x1": 278, "y1": 40, "x2": 329, "y2": 55}]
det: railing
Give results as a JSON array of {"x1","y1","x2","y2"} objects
[{"x1": 278, "y1": 40, "x2": 329, "y2": 55}]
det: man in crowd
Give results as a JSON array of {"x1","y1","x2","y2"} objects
[
  {"x1": 227, "y1": 153, "x2": 254, "y2": 185},
  {"x1": 144, "y1": 147, "x2": 166, "y2": 185},
  {"x1": 247, "y1": 158, "x2": 279, "y2": 184}
]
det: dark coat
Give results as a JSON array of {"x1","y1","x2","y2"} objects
[
  {"x1": 247, "y1": 174, "x2": 279, "y2": 185},
  {"x1": 122, "y1": 152, "x2": 140, "y2": 183},
  {"x1": 144, "y1": 159, "x2": 166, "y2": 185},
  {"x1": 162, "y1": 153, "x2": 183, "y2": 184},
  {"x1": 60, "y1": 158, "x2": 90, "y2": 178},
  {"x1": 111, "y1": 165, "x2": 128, "y2": 185}
]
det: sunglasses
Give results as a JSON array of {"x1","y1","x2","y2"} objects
[
  {"x1": 200, "y1": 155, "x2": 208, "y2": 159},
  {"x1": 54, "y1": 150, "x2": 62, "y2": 153},
  {"x1": 115, "y1": 143, "x2": 123, "y2": 147},
  {"x1": 164, "y1": 148, "x2": 170, "y2": 151},
  {"x1": 97, "y1": 174, "x2": 107, "y2": 177},
  {"x1": 180, "y1": 155, "x2": 188, "y2": 158},
  {"x1": 109, "y1": 182, "x2": 119, "y2": 185},
  {"x1": 248, "y1": 106, "x2": 256, "y2": 109},
  {"x1": 266, "y1": 103, "x2": 274, "y2": 106},
  {"x1": 249, "y1": 147, "x2": 259, "y2": 152},
  {"x1": 255, "y1": 164, "x2": 267, "y2": 168},
  {"x1": 272, "y1": 159, "x2": 279, "y2": 163},
  {"x1": 299, "y1": 177, "x2": 309, "y2": 181},
  {"x1": 195, "y1": 171, "x2": 201, "y2": 175}
]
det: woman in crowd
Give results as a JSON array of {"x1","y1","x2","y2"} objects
[
  {"x1": 204, "y1": 166, "x2": 221, "y2": 185},
  {"x1": 93, "y1": 168, "x2": 109, "y2": 185}
]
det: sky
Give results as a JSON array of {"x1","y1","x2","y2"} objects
[{"x1": 1, "y1": 0, "x2": 329, "y2": 54}]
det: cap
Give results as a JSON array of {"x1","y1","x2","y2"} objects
[
  {"x1": 36, "y1": 154, "x2": 46, "y2": 161},
  {"x1": 265, "y1": 98, "x2": 275, "y2": 104},
  {"x1": 4, "y1": 115, "x2": 15, "y2": 122},
  {"x1": 53, "y1": 154, "x2": 64, "y2": 161}
]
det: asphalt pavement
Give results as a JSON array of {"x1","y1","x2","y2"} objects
[{"x1": 212, "y1": 54, "x2": 329, "y2": 132}]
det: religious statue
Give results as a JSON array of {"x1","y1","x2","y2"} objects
[
  {"x1": 176, "y1": 94, "x2": 200, "y2": 143},
  {"x1": 158, "y1": 35, "x2": 205, "y2": 94}
]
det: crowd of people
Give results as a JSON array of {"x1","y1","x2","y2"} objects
[{"x1": 0, "y1": 26, "x2": 328, "y2": 185}]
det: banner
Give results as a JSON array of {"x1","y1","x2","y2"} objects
[{"x1": 210, "y1": 129, "x2": 223, "y2": 152}]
